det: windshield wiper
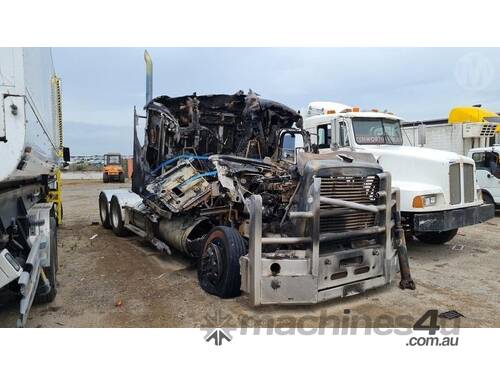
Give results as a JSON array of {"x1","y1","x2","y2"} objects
[{"x1": 383, "y1": 134, "x2": 392, "y2": 145}]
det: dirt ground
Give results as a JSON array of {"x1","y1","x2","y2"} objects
[{"x1": 0, "y1": 180, "x2": 499, "y2": 328}]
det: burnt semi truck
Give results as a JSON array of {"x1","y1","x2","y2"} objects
[
  {"x1": 98, "y1": 51, "x2": 414, "y2": 305},
  {"x1": 0, "y1": 48, "x2": 69, "y2": 326}
]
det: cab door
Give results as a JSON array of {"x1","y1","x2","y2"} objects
[{"x1": 472, "y1": 151, "x2": 500, "y2": 203}]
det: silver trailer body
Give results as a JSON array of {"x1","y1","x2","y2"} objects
[
  {"x1": 0, "y1": 48, "x2": 60, "y2": 184},
  {"x1": 0, "y1": 48, "x2": 63, "y2": 327}
]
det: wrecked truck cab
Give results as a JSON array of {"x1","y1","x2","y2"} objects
[
  {"x1": 240, "y1": 151, "x2": 403, "y2": 305},
  {"x1": 99, "y1": 91, "x2": 414, "y2": 305}
]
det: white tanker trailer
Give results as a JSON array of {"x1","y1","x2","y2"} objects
[{"x1": 0, "y1": 48, "x2": 69, "y2": 327}]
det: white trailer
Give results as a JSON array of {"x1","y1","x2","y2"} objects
[
  {"x1": 303, "y1": 102, "x2": 494, "y2": 245},
  {"x1": 402, "y1": 106, "x2": 500, "y2": 207},
  {"x1": 401, "y1": 106, "x2": 499, "y2": 157},
  {"x1": 0, "y1": 48, "x2": 68, "y2": 327}
]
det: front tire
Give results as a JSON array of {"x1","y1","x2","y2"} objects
[
  {"x1": 197, "y1": 226, "x2": 247, "y2": 298},
  {"x1": 103, "y1": 173, "x2": 109, "y2": 183},
  {"x1": 110, "y1": 196, "x2": 128, "y2": 237},
  {"x1": 482, "y1": 191, "x2": 494, "y2": 206},
  {"x1": 415, "y1": 229, "x2": 458, "y2": 244}
]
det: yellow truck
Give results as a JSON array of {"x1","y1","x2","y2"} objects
[{"x1": 103, "y1": 153, "x2": 126, "y2": 183}]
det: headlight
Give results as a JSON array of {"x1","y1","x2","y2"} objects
[{"x1": 412, "y1": 194, "x2": 437, "y2": 208}]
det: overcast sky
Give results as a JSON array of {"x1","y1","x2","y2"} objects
[{"x1": 53, "y1": 48, "x2": 500, "y2": 155}]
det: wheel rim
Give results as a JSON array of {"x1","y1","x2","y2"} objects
[
  {"x1": 111, "y1": 203, "x2": 120, "y2": 228},
  {"x1": 200, "y1": 239, "x2": 224, "y2": 286}
]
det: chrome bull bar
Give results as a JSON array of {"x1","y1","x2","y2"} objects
[{"x1": 241, "y1": 172, "x2": 405, "y2": 306}]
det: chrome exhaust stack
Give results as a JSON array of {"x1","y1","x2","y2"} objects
[{"x1": 144, "y1": 50, "x2": 153, "y2": 105}]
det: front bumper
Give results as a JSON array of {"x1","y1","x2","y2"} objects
[
  {"x1": 411, "y1": 204, "x2": 495, "y2": 232},
  {"x1": 240, "y1": 246, "x2": 398, "y2": 305},
  {"x1": 240, "y1": 174, "x2": 400, "y2": 306},
  {"x1": 104, "y1": 172, "x2": 122, "y2": 181}
]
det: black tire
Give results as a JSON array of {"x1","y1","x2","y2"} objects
[
  {"x1": 99, "y1": 192, "x2": 112, "y2": 229},
  {"x1": 103, "y1": 173, "x2": 109, "y2": 183},
  {"x1": 415, "y1": 229, "x2": 458, "y2": 245},
  {"x1": 197, "y1": 226, "x2": 247, "y2": 298},
  {"x1": 110, "y1": 196, "x2": 128, "y2": 237},
  {"x1": 119, "y1": 173, "x2": 125, "y2": 183},
  {"x1": 482, "y1": 191, "x2": 494, "y2": 205},
  {"x1": 35, "y1": 217, "x2": 58, "y2": 304}
]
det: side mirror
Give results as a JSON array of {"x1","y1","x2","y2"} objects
[
  {"x1": 330, "y1": 119, "x2": 340, "y2": 149},
  {"x1": 63, "y1": 147, "x2": 71, "y2": 162},
  {"x1": 417, "y1": 123, "x2": 426, "y2": 146}
]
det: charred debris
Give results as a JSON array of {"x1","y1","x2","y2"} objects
[
  {"x1": 132, "y1": 91, "x2": 321, "y2": 257},
  {"x1": 102, "y1": 87, "x2": 414, "y2": 302}
]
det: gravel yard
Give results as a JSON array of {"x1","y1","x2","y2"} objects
[{"x1": 0, "y1": 180, "x2": 498, "y2": 328}]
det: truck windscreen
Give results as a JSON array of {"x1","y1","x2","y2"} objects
[
  {"x1": 352, "y1": 118, "x2": 403, "y2": 145},
  {"x1": 106, "y1": 155, "x2": 121, "y2": 164}
]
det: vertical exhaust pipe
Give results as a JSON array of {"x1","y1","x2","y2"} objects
[{"x1": 144, "y1": 50, "x2": 153, "y2": 105}]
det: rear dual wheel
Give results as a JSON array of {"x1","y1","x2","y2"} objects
[
  {"x1": 99, "y1": 194, "x2": 128, "y2": 236},
  {"x1": 109, "y1": 196, "x2": 129, "y2": 237},
  {"x1": 99, "y1": 192, "x2": 112, "y2": 229}
]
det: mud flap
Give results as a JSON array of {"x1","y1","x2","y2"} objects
[
  {"x1": 17, "y1": 237, "x2": 45, "y2": 327},
  {"x1": 394, "y1": 212, "x2": 415, "y2": 290}
]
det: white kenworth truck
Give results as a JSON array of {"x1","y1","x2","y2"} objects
[
  {"x1": 0, "y1": 48, "x2": 69, "y2": 327},
  {"x1": 303, "y1": 102, "x2": 494, "y2": 245}
]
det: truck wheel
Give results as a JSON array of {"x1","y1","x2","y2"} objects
[
  {"x1": 35, "y1": 217, "x2": 58, "y2": 304},
  {"x1": 103, "y1": 173, "x2": 109, "y2": 183},
  {"x1": 99, "y1": 192, "x2": 112, "y2": 229},
  {"x1": 119, "y1": 173, "x2": 125, "y2": 183},
  {"x1": 110, "y1": 196, "x2": 128, "y2": 237},
  {"x1": 482, "y1": 191, "x2": 494, "y2": 206},
  {"x1": 415, "y1": 229, "x2": 458, "y2": 245},
  {"x1": 198, "y1": 226, "x2": 247, "y2": 298}
]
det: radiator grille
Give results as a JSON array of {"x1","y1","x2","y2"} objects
[
  {"x1": 319, "y1": 176, "x2": 378, "y2": 232},
  {"x1": 463, "y1": 163, "x2": 475, "y2": 203},
  {"x1": 449, "y1": 163, "x2": 461, "y2": 205}
]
